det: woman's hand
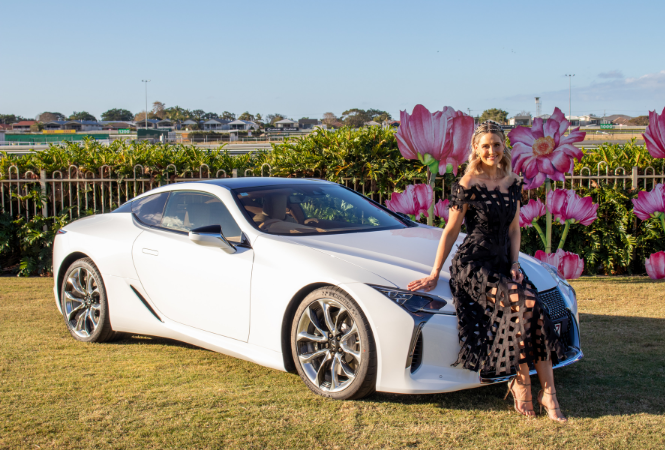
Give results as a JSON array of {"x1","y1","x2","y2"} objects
[
  {"x1": 511, "y1": 266, "x2": 524, "y2": 284},
  {"x1": 407, "y1": 275, "x2": 438, "y2": 292}
]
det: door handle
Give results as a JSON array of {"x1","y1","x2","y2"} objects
[{"x1": 142, "y1": 248, "x2": 159, "y2": 256}]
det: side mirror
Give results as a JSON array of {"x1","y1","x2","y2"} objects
[{"x1": 189, "y1": 224, "x2": 236, "y2": 254}]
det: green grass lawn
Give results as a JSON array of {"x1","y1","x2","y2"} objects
[{"x1": 1, "y1": 277, "x2": 664, "y2": 449}]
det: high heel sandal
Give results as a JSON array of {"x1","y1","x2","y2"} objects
[
  {"x1": 504, "y1": 378, "x2": 536, "y2": 418},
  {"x1": 537, "y1": 389, "x2": 567, "y2": 423}
]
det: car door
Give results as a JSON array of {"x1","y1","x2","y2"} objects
[{"x1": 132, "y1": 190, "x2": 252, "y2": 341}]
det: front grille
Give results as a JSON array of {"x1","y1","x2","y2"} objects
[
  {"x1": 538, "y1": 288, "x2": 567, "y2": 320},
  {"x1": 410, "y1": 333, "x2": 423, "y2": 373}
]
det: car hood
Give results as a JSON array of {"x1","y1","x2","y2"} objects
[{"x1": 282, "y1": 226, "x2": 557, "y2": 298}]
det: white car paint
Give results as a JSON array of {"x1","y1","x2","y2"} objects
[{"x1": 52, "y1": 178, "x2": 580, "y2": 395}]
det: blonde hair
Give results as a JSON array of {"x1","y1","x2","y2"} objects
[{"x1": 464, "y1": 120, "x2": 512, "y2": 178}]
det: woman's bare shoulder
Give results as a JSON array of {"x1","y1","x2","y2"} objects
[{"x1": 458, "y1": 174, "x2": 476, "y2": 189}]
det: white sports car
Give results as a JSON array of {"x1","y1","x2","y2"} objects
[{"x1": 53, "y1": 178, "x2": 582, "y2": 400}]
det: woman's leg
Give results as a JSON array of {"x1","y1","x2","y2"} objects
[{"x1": 534, "y1": 359, "x2": 566, "y2": 420}]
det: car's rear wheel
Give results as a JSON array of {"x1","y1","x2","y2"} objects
[
  {"x1": 291, "y1": 286, "x2": 377, "y2": 400},
  {"x1": 60, "y1": 258, "x2": 117, "y2": 343}
]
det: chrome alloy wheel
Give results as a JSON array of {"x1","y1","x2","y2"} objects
[
  {"x1": 63, "y1": 267, "x2": 101, "y2": 338},
  {"x1": 295, "y1": 298, "x2": 361, "y2": 393}
]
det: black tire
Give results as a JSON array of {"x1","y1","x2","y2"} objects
[
  {"x1": 60, "y1": 257, "x2": 117, "y2": 343},
  {"x1": 291, "y1": 286, "x2": 377, "y2": 400}
]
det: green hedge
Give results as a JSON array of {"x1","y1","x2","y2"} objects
[{"x1": 1, "y1": 129, "x2": 663, "y2": 276}]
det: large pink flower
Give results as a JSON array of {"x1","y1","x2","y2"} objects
[
  {"x1": 519, "y1": 198, "x2": 546, "y2": 228},
  {"x1": 645, "y1": 251, "x2": 665, "y2": 280},
  {"x1": 434, "y1": 199, "x2": 450, "y2": 222},
  {"x1": 547, "y1": 188, "x2": 598, "y2": 225},
  {"x1": 534, "y1": 249, "x2": 584, "y2": 279},
  {"x1": 631, "y1": 183, "x2": 665, "y2": 221},
  {"x1": 385, "y1": 184, "x2": 433, "y2": 220},
  {"x1": 644, "y1": 107, "x2": 665, "y2": 159},
  {"x1": 508, "y1": 107, "x2": 586, "y2": 189},
  {"x1": 396, "y1": 104, "x2": 475, "y2": 175}
]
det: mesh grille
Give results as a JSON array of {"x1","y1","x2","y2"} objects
[
  {"x1": 410, "y1": 333, "x2": 423, "y2": 373},
  {"x1": 539, "y1": 288, "x2": 567, "y2": 320}
]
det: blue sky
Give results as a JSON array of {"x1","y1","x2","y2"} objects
[{"x1": 1, "y1": 0, "x2": 664, "y2": 120}]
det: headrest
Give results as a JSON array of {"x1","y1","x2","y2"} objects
[{"x1": 263, "y1": 194, "x2": 287, "y2": 220}]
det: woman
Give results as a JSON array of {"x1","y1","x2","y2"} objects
[{"x1": 407, "y1": 121, "x2": 567, "y2": 422}]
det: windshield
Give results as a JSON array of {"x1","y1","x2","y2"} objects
[{"x1": 232, "y1": 183, "x2": 407, "y2": 235}]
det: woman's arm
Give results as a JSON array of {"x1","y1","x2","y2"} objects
[
  {"x1": 508, "y1": 200, "x2": 524, "y2": 283},
  {"x1": 407, "y1": 203, "x2": 466, "y2": 292}
]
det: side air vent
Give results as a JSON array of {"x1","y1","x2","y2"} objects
[
  {"x1": 410, "y1": 332, "x2": 424, "y2": 373},
  {"x1": 130, "y1": 285, "x2": 163, "y2": 322}
]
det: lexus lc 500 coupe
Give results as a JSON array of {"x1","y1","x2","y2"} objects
[{"x1": 53, "y1": 178, "x2": 582, "y2": 400}]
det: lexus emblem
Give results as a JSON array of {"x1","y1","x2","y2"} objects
[{"x1": 554, "y1": 323, "x2": 562, "y2": 336}]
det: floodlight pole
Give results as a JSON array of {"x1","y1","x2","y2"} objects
[
  {"x1": 565, "y1": 74, "x2": 575, "y2": 125},
  {"x1": 142, "y1": 80, "x2": 151, "y2": 129}
]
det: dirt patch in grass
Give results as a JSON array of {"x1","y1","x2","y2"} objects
[{"x1": 1, "y1": 277, "x2": 664, "y2": 449}]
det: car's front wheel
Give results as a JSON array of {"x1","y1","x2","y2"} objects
[
  {"x1": 60, "y1": 257, "x2": 117, "y2": 343},
  {"x1": 291, "y1": 286, "x2": 377, "y2": 400}
]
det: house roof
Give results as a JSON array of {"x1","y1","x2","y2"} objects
[
  {"x1": 229, "y1": 119, "x2": 246, "y2": 125},
  {"x1": 275, "y1": 119, "x2": 297, "y2": 125},
  {"x1": 299, "y1": 119, "x2": 320, "y2": 125},
  {"x1": 13, "y1": 121, "x2": 37, "y2": 126},
  {"x1": 182, "y1": 119, "x2": 199, "y2": 125},
  {"x1": 204, "y1": 118, "x2": 231, "y2": 124},
  {"x1": 65, "y1": 120, "x2": 100, "y2": 125}
]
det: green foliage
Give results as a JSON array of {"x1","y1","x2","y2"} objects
[
  {"x1": 264, "y1": 126, "x2": 424, "y2": 197},
  {"x1": 101, "y1": 108, "x2": 134, "y2": 121},
  {"x1": 340, "y1": 109, "x2": 391, "y2": 128},
  {"x1": 576, "y1": 138, "x2": 663, "y2": 172},
  {"x1": 479, "y1": 108, "x2": 509, "y2": 124},
  {"x1": 0, "y1": 139, "x2": 268, "y2": 181},
  {"x1": 521, "y1": 183, "x2": 664, "y2": 276},
  {"x1": 68, "y1": 111, "x2": 97, "y2": 121}
]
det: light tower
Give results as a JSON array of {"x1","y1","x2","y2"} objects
[{"x1": 535, "y1": 97, "x2": 541, "y2": 118}]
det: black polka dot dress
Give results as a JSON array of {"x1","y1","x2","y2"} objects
[{"x1": 448, "y1": 178, "x2": 566, "y2": 376}]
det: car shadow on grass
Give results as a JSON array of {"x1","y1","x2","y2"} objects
[{"x1": 365, "y1": 313, "x2": 665, "y2": 419}]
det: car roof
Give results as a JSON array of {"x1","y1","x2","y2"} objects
[{"x1": 198, "y1": 177, "x2": 336, "y2": 190}]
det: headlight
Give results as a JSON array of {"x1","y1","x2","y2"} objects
[
  {"x1": 534, "y1": 260, "x2": 578, "y2": 322},
  {"x1": 369, "y1": 285, "x2": 453, "y2": 315}
]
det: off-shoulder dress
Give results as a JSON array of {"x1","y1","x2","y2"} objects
[{"x1": 448, "y1": 178, "x2": 566, "y2": 376}]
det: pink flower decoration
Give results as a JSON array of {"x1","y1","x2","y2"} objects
[
  {"x1": 643, "y1": 107, "x2": 665, "y2": 159},
  {"x1": 558, "y1": 250, "x2": 585, "y2": 280},
  {"x1": 547, "y1": 188, "x2": 598, "y2": 225},
  {"x1": 519, "y1": 198, "x2": 546, "y2": 228},
  {"x1": 645, "y1": 251, "x2": 665, "y2": 280},
  {"x1": 508, "y1": 107, "x2": 585, "y2": 190},
  {"x1": 385, "y1": 184, "x2": 433, "y2": 221},
  {"x1": 631, "y1": 184, "x2": 665, "y2": 221},
  {"x1": 396, "y1": 104, "x2": 475, "y2": 175},
  {"x1": 434, "y1": 199, "x2": 450, "y2": 222},
  {"x1": 534, "y1": 249, "x2": 584, "y2": 280}
]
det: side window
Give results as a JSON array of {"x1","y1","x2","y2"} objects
[
  {"x1": 161, "y1": 191, "x2": 242, "y2": 242},
  {"x1": 132, "y1": 192, "x2": 169, "y2": 226}
]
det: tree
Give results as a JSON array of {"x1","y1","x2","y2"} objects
[
  {"x1": 221, "y1": 111, "x2": 236, "y2": 120},
  {"x1": 341, "y1": 109, "x2": 370, "y2": 128},
  {"x1": 190, "y1": 110, "x2": 206, "y2": 121},
  {"x1": 36, "y1": 112, "x2": 66, "y2": 122},
  {"x1": 134, "y1": 111, "x2": 150, "y2": 122},
  {"x1": 151, "y1": 101, "x2": 166, "y2": 119},
  {"x1": 479, "y1": 108, "x2": 509, "y2": 124},
  {"x1": 628, "y1": 116, "x2": 649, "y2": 126},
  {"x1": 255, "y1": 113, "x2": 263, "y2": 124},
  {"x1": 366, "y1": 109, "x2": 392, "y2": 122},
  {"x1": 201, "y1": 112, "x2": 219, "y2": 120},
  {"x1": 68, "y1": 111, "x2": 97, "y2": 121},
  {"x1": 101, "y1": 108, "x2": 134, "y2": 121},
  {"x1": 238, "y1": 111, "x2": 255, "y2": 121},
  {"x1": 321, "y1": 112, "x2": 341, "y2": 127},
  {"x1": 0, "y1": 114, "x2": 26, "y2": 125},
  {"x1": 265, "y1": 114, "x2": 285, "y2": 125}
]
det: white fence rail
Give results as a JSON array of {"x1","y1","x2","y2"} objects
[{"x1": 1, "y1": 163, "x2": 664, "y2": 222}]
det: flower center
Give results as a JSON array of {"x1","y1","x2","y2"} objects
[{"x1": 532, "y1": 136, "x2": 555, "y2": 156}]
